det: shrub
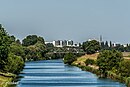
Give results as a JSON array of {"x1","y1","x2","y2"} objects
[
  {"x1": 126, "y1": 77, "x2": 130, "y2": 87},
  {"x1": 63, "y1": 53, "x2": 76, "y2": 65},
  {"x1": 85, "y1": 58, "x2": 95, "y2": 66}
]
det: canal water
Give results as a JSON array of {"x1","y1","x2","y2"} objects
[{"x1": 17, "y1": 59, "x2": 126, "y2": 87}]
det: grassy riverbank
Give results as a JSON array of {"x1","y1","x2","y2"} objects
[
  {"x1": 73, "y1": 52, "x2": 130, "y2": 65},
  {"x1": 0, "y1": 72, "x2": 16, "y2": 87},
  {"x1": 72, "y1": 52, "x2": 130, "y2": 86},
  {"x1": 72, "y1": 53, "x2": 99, "y2": 75}
]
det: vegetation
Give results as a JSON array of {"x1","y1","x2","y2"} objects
[
  {"x1": 97, "y1": 50, "x2": 123, "y2": 77},
  {"x1": 0, "y1": 24, "x2": 48, "y2": 86},
  {"x1": 126, "y1": 77, "x2": 130, "y2": 87},
  {"x1": 0, "y1": 72, "x2": 16, "y2": 87},
  {"x1": 1, "y1": 23, "x2": 130, "y2": 86},
  {"x1": 63, "y1": 53, "x2": 76, "y2": 65},
  {"x1": 10, "y1": 42, "x2": 26, "y2": 61},
  {"x1": 73, "y1": 50, "x2": 130, "y2": 86},
  {"x1": 100, "y1": 40, "x2": 130, "y2": 52},
  {"x1": 22, "y1": 35, "x2": 45, "y2": 46},
  {"x1": 0, "y1": 24, "x2": 11, "y2": 72},
  {"x1": 85, "y1": 59, "x2": 95, "y2": 66},
  {"x1": 0, "y1": 24, "x2": 24, "y2": 74},
  {"x1": 82, "y1": 40, "x2": 100, "y2": 54},
  {"x1": 118, "y1": 60, "x2": 130, "y2": 77},
  {"x1": 23, "y1": 35, "x2": 46, "y2": 61},
  {"x1": 0, "y1": 24, "x2": 24, "y2": 86}
]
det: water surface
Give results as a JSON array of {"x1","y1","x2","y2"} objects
[{"x1": 17, "y1": 59, "x2": 126, "y2": 87}]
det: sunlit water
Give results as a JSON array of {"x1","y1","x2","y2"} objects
[{"x1": 17, "y1": 59, "x2": 126, "y2": 87}]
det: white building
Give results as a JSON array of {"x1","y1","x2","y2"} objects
[{"x1": 46, "y1": 40, "x2": 77, "y2": 47}]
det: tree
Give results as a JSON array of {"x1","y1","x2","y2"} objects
[
  {"x1": 63, "y1": 53, "x2": 76, "y2": 65},
  {"x1": 22, "y1": 35, "x2": 46, "y2": 61},
  {"x1": 24, "y1": 41, "x2": 46, "y2": 61},
  {"x1": 37, "y1": 36, "x2": 45, "y2": 44},
  {"x1": 4, "y1": 53, "x2": 24, "y2": 74},
  {"x1": 101, "y1": 42, "x2": 105, "y2": 49},
  {"x1": 82, "y1": 40, "x2": 100, "y2": 54},
  {"x1": 10, "y1": 35, "x2": 16, "y2": 42},
  {"x1": 85, "y1": 59, "x2": 95, "y2": 66},
  {"x1": 0, "y1": 24, "x2": 11, "y2": 71},
  {"x1": 104, "y1": 41, "x2": 109, "y2": 49},
  {"x1": 0, "y1": 24, "x2": 25, "y2": 74},
  {"x1": 16, "y1": 39, "x2": 21, "y2": 44},
  {"x1": 10, "y1": 42, "x2": 25, "y2": 61},
  {"x1": 118, "y1": 60, "x2": 130, "y2": 77},
  {"x1": 97, "y1": 50, "x2": 123, "y2": 77},
  {"x1": 22, "y1": 35, "x2": 40, "y2": 46},
  {"x1": 46, "y1": 43, "x2": 54, "y2": 48}
]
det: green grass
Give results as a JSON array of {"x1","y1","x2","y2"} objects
[
  {"x1": 73, "y1": 52, "x2": 130, "y2": 66},
  {"x1": 73, "y1": 53, "x2": 99, "y2": 66},
  {"x1": 0, "y1": 72, "x2": 16, "y2": 87}
]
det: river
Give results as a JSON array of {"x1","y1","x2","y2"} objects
[{"x1": 17, "y1": 59, "x2": 126, "y2": 87}]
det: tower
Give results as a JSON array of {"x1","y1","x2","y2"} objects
[
  {"x1": 100, "y1": 35, "x2": 102, "y2": 42},
  {"x1": 99, "y1": 35, "x2": 103, "y2": 46}
]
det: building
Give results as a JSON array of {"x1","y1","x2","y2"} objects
[
  {"x1": 52, "y1": 40, "x2": 62, "y2": 47},
  {"x1": 46, "y1": 40, "x2": 76, "y2": 47},
  {"x1": 67, "y1": 40, "x2": 73, "y2": 46},
  {"x1": 62, "y1": 40, "x2": 67, "y2": 47},
  {"x1": 45, "y1": 41, "x2": 53, "y2": 44}
]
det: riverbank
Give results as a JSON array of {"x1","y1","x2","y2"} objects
[
  {"x1": 17, "y1": 59, "x2": 125, "y2": 87},
  {"x1": 72, "y1": 53, "x2": 129, "y2": 86},
  {"x1": 0, "y1": 72, "x2": 16, "y2": 87}
]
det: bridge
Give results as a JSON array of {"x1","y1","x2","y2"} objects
[{"x1": 46, "y1": 52, "x2": 86, "y2": 54}]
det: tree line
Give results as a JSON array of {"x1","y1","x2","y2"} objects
[
  {"x1": 82, "y1": 40, "x2": 130, "y2": 54},
  {"x1": 0, "y1": 24, "x2": 24, "y2": 74},
  {"x1": 100, "y1": 41, "x2": 130, "y2": 52},
  {"x1": 0, "y1": 24, "x2": 47, "y2": 74},
  {"x1": 64, "y1": 39, "x2": 130, "y2": 86},
  {"x1": 82, "y1": 40, "x2": 130, "y2": 77}
]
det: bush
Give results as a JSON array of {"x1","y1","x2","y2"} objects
[
  {"x1": 3, "y1": 53, "x2": 24, "y2": 74},
  {"x1": 118, "y1": 60, "x2": 130, "y2": 77},
  {"x1": 126, "y1": 77, "x2": 130, "y2": 87},
  {"x1": 63, "y1": 53, "x2": 76, "y2": 65},
  {"x1": 82, "y1": 40, "x2": 100, "y2": 54},
  {"x1": 107, "y1": 71, "x2": 126, "y2": 83},
  {"x1": 78, "y1": 65, "x2": 100, "y2": 75},
  {"x1": 85, "y1": 59, "x2": 95, "y2": 66},
  {"x1": 97, "y1": 50, "x2": 123, "y2": 77}
]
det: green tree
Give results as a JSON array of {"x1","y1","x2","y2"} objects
[
  {"x1": 4, "y1": 53, "x2": 24, "y2": 74},
  {"x1": 10, "y1": 35, "x2": 16, "y2": 42},
  {"x1": 85, "y1": 59, "x2": 95, "y2": 66},
  {"x1": 101, "y1": 42, "x2": 105, "y2": 49},
  {"x1": 46, "y1": 43, "x2": 54, "y2": 48},
  {"x1": 16, "y1": 39, "x2": 21, "y2": 44},
  {"x1": 22, "y1": 35, "x2": 45, "y2": 46},
  {"x1": 97, "y1": 50, "x2": 123, "y2": 77},
  {"x1": 22, "y1": 35, "x2": 41, "y2": 46},
  {"x1": 25, "y1": 41, "x2": 46, "y2": 61},
  {"x1": 10, "y1": 42, "x2": 25, "y2": 61},
  {"x1": 37, "y1": 36, "x2": 45, "y2": 44},
  {"x1": 118, "y1": 60, "x2": 130, "y2": 77},
  {"x1": 0, "y1": 24, "x2": 11, "y2": 71},
  {"x1": 104, "y1": 41, "x2": 109, "y2": 49},
  {"x1": 63, "y1": 53, "x2": 76, "y2": 65},
  {"x1": 82, "y1": 40, "x2": 100, "y2": 54}
]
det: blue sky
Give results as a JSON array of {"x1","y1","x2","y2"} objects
[{"x1": 0, "y1": 0, "x2": 130, "y2": 43}]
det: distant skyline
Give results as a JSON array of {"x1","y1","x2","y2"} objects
[{"x1": 0, "y1": 0, "x2": 130, "y2": 44}]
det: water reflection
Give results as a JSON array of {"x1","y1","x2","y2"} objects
[{"x1": 17, "y1": 59, "x2": 126, "y2": 87}]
